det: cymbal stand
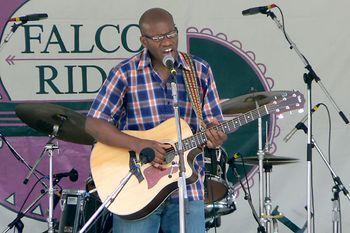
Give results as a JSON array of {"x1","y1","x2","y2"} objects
[
  {"x1": 22, "y1": 121, "x2": 61, "y2": 233},
  {"x1": 45, "y1": 140, "x2": 59, "y2": 233},
  {"x1": 263, "y1": 121, "x2": 275, "y2": 233},
  {"x1": 263, "y1": 164, "x2": 274, "y2": 233},
  {"x1": 255, "y1": 99, "x2": 267, "y2": 233}
]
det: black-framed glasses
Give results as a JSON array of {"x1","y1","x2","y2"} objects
[{"x1": 142, "y1": 27, "x2": 178, "y2": 42}]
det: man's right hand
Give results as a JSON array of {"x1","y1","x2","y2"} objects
[{"x1": 133, "y1": 139, "x2": 172, "y2": 169}]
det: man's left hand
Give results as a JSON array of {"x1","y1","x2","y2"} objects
[{"x1": 205, "y1": 118, "x2": 227, "y2": 148}]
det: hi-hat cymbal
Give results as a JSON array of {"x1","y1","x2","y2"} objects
[
  {"x1": 235, "y1": 153, "x2": 299, "y2": 166},
  {"x1": 15, "y1": 103, "x2": 95, "y2": 145},
  {"x1": 221, "y1": 90, "x2": 294, "y2": 114}
]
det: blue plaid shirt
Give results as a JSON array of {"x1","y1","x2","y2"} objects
[{"x1": 88, "y1": 49, "x2": 224, "y2": 201}]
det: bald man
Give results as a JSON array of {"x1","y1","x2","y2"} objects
[{"x1": 86, "y1": 8, "x2": 227, "y2": 233}]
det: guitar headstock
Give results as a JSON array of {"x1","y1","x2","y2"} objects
[{"x1": 266, "y1": 90, "x2": 305, "y2": 117}]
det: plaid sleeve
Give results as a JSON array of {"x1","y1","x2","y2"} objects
[{"x1": 87, "y1": 67, "x2": 128, "y2": 125}]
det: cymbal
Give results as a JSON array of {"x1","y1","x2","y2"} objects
[
  {"x1": 235, "y1": 153, "x2": 299, "y2": 166},
  {"x1": 221, "y1": 90, "x2": 294, "y2": 114},
  {"x1": 15, "y1": 103, "x2": 95, "y2": 145}
]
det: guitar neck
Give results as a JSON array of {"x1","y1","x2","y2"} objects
[
  {"x1": 167, "y1": 90, "x2": 304, "y2": 162},
  {"x1": 179, "y1": 104, "x2": 271, "y2": 152}
]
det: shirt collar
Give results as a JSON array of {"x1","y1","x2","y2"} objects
[{"x1": 137, "y1": 49, "x2": 191, "y2": 71}]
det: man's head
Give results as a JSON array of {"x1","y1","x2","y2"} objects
[{"x1": 139, "y1": 8, "x2": 178, "y2": 67}]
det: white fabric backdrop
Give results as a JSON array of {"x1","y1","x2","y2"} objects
[{"x1": 0, "y1": 0, "x2": 349, "y2": 232}]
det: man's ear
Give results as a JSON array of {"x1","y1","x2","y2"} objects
[{"x1": 140, "y1": 36, "x2": 148, "y2": 49}]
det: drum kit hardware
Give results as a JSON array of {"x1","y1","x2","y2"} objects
[
  {"x1": 235, "y1": 154, "x2": 299, "y2": 166},
  {"x1": 15, "y1": 103, "x2": 95, "y2": 145},
  {"x1": 221, "y1": 90, "x2": 296, "y2": 115},
  {"x1": 1, "y1": 90, "x2": 303, "y2": 233}
]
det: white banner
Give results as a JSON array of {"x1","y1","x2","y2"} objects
[{"x1": 1, "y1": 0, "x2": 349, "y2": 232}]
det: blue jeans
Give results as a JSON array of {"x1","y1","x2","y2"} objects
[{"x1": 112, "y1": 199, "x2": 205, "y2": 233}]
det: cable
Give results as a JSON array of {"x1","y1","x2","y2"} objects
[{"x1": 230, "y1": 153, "x2": 265, "y2": 232}]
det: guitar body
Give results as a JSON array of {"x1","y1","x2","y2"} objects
[{"x1": 90, "y1": 118, "x2": 201, "y2": 220}]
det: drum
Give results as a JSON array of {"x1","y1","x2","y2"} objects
[
  {"x1": 58, "y1": 189, "x2": 112, "y2": 233},
  {"x1": 204, "y1": 175, "x2": 228, "y2": 204},
  {"x1": 204, "y1": 147, "x2": 237, "y2": 229},
  {"x1": 58, "y1": 189, "x2": 86, "y2": 233},
  {"x1": 205, "y1": 188, "x2": 237, "y2": 218},
  {"x1": 204, "y1": 147, "x2": 228, "y2": 204}
]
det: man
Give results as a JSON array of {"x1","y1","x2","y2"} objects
[{"x1": 85, "y1": 7, "x2": 227, "y2": 233}]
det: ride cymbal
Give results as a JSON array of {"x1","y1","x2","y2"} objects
[
  {"x1": 221, "y1": 90, "x2": 296, "y2": 114},
  {"x1": 15, "y1": 103, "x2": 95, "y2": 145},
  {"x1": 235, "y1": 153, "x2": 299, "y2": 166}
]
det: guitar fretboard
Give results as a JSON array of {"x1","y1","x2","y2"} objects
[
  {"x1": 164, "y1": 90, "x2": 303, "y2": 163},
  {"x1": 181, "y1": 103, "x2": 272, "y2": 151}
]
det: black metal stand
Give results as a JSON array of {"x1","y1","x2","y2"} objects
[
  {"x1": 296, "y1": 123, "x2": 350, "y2": 233},
  {"x1": 2, "y1": 191, "x2": 47, "y2": 233},
  {"x1": 0, "y1": 21, "x2": 27, "y2": 52},
  {"x1": 265, "y1": 9, "x2": 349, "y2": 233},
  {"x1": 169, "y1": 71, "x2": 187, "y2": 233},
  {"x1": 0, "y1": 132, "x2": 48, "y2": 189},
  {"x1": 228, "y1": 158, "x2": 265, "y2": 233},
  {"x1": 78, "y1": 151, "x2": 154, "y2": 233}
]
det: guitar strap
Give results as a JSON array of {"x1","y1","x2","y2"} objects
[{"x1": 181, "y1": 52, "x2": 206, "y2": 131}]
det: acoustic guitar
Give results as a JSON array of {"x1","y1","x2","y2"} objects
[{"x1": 90, "y1": 90, "x2": 305, "y2": 220}]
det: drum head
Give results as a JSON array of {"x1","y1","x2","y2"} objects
[{"x1": 204, "y1": 175, "x2": 228, "y2": 204}]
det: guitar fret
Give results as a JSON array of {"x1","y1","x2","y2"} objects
[
  {"x1": 237, "y1": 117, "x2": 242, "y2": 126},
  {"x1": 190, "y1": 138, "x2": 196, "y2": 148},
  {"x1": 195, "y1": 134, "x2": 201, "y2": 145},
  {"x1": 243, "y1": 113, "x2": 248, "y2": 123},
  {"x1": 201, "y1": 132, "x2": 207, "y2": 144},
  {"x1": 223, "y1": 122, "x2": 230, "y2": 134},
  {"x1": 183, "y1": 139, "x2": 190, "y2": 151},
  {"x1": 264, "y1": 105, "x2": 269, "y2": 115}
]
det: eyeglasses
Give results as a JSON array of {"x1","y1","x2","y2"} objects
[{"x1": 142, "y1": 27, "x2": 178, "y2": 42}]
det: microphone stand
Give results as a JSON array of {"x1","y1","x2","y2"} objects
[
  {"x1": 0, "y1": 21, "x2": 27, "y2": 53},
  {"x1": 266, "y1": 10, "x2": 349, "y2": 233},
  {"x1": 254, "y1": 98, "x2": 267, "y2": 233},
  {"x1": 170, "y1": 72, "x2": 187, "y2": 233},
  {"x1": 78, "y1": 152, "x2": 154, "y2": 233},
  {"x1": 0, "y1": 131, "x2": 48, "y2": 189},
  {"x1": 296, "y1": 123, "x2": 350, "y2": 233},
  {"x1": 2, "y1": 190, "x2": 48, "y2": 233}
]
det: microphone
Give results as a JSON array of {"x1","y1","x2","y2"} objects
[
  {"x1": 227, "y1": 153, "x2": 241, "y2": 178},
  {"x1": 9, "y1": 13, "x2": 48, "y2": 22},
  {"x1": 227, "y1": 153, "x2": 241, "y2": 167},
  {"x1": 283, "y1": 103, "x2": 321, "y2": 143},
  {"x1": 242, "y1": 4, "x2": 277, "y2": 16},
  {"x1": 162, "y1": 54, "x2": 177, "y2": 76},
  {"x1": 53, "y1": 168, "x2": 79, "y2": 183},
  {"x1": 139, "y1": 148, "x2": 155, "y2": 164}
]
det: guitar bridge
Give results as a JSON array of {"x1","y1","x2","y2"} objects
[{"x1": 129, "y1": 151, "x2": 144, "y2": 183}]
